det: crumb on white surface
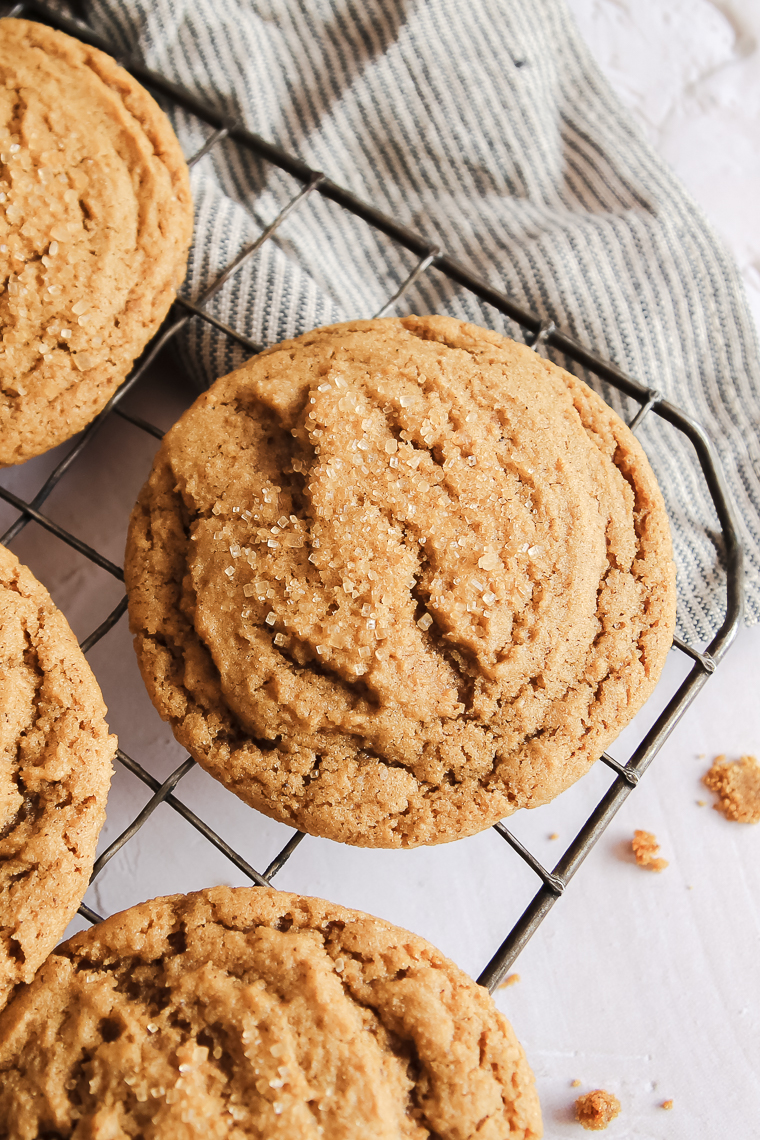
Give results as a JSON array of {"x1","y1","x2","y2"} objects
[
  {"x1": 632, "y1": 830, "x2": 668, "y2": 872},
  {"x1": 703, "y1": 755, "x2": 760, "y2": 824},
  {"x1": 575, "y1": 1089, "x2": 621, "y2": 1131}
]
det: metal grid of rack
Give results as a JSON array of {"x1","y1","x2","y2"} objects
[{"x1": 0, "y1": 0, "x2": 743, "y2": 991}]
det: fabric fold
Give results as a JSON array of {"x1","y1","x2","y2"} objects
[{"x1": 85, "y1": 0, "x2": 760, "y2": 642}]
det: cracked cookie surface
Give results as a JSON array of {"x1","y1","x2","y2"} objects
[
  {"x1": 0, "y1": 543, "x2": 115, "y2": 1010},
  {"x1": 125, "y1": 316, "x2": 676, "y2": 847},
  {"x1": 0, "y1": 18, "x2": 193, "y2": 467},
  {"x1": 0, "y1": 885, "x2": 542, "y2": 1139}
]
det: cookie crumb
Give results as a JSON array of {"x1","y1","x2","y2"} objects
[
  {"x1": 499, "y1": 973, "x2": 520, "y2": 989},
  {"x1": 575, "y1": 1089, "x2": 621, "y2": 1131},
  {"x1": 661, "y1": 1099, "x2": 674, "y2": 1110},
  {"x1": 696, "y1": 800, "x2": 706, "y2": 807},
  {"x1": 631, "y1": 830, "x2": 668, "y2": 872},
  {"x1": 549, "y1": 832, "x2": 559, "y2": 840},
  {"x1": 571, "y1": 1079, "x2": 582, "y2": 1088},
  {"x1": 703, "y1": 755, "x2": 760, "y2": 823}
]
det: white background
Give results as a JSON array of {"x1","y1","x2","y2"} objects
[
  {"x1": 523, "y1": 1, "x2": 760, "y2": 1134},
  {"x1": 1, "y1": 1, "x2": 758, "y2": 1136}
]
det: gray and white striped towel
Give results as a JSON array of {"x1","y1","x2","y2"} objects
[{"x1": 86, "y1": 0, "x2": 760, "y2": 644}]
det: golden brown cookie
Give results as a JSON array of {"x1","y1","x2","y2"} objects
[
  {"x1": 0, "y1": 543, "x2": 115, "y2": 1010},
  {"x1": 125, "y1": 316, "x2": 676, "y2": 848},
  {"x1": 0, "y1": 18, "x2": 193, "y2": 467},
  {"x1": 0, "y1": 885, "x2": 543, "y2": 1139}
]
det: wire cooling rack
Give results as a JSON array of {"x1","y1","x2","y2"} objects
[{"x1": 0, "y1": 0, "x2": 744, "y2": 991}]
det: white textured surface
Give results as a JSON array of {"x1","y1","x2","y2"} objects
[
  {"x1": 569, "y1": 0, "x2": 760, "y2": 333},
  {"x1": 531, "y1": 1, "x2": 760, "y2": 1134},
  {"x1": 0, "y1": 3, "x2": 758, "y2": 1137}
]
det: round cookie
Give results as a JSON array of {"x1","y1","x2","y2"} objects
[
  {"x1": 125, "y1": 316, "x2": 676, "y2": 848},
  {"x1": 0, "y1": 543, "x2": 115, "y2": 1010},
  {"x1": 0, "y1": 18, "x2": 193, "y2": 467},
  {"x1": 0, "y1": 885, "x2": 543, "y2": 1139}
]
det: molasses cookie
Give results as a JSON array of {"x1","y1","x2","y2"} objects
[
  {"x1": 0, "y1": 18, "x2": 193, "y2": 467},
  {"x1": 0, "y1": 886, "x2": 543, "y2": 1139},
  {"x1": 0, "y1": 543, "x2": 115, "y2": 1010},
  {"x1": 125, "y1": 316, "x2": 676, "y2": 848}
]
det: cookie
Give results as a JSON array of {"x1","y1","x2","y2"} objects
[
  {"x1": 125, "y1": 316, "x2": 676, "y2": 848},
  {"x1": 0, "y1": 885, "x2": 543, "y2": 1138},
  {"x1": 0, "y1": 18, "x2": 193, "y2": 467},
  {"x1": 0, "y1": 543, "x2": 115, "y2": 1010}
]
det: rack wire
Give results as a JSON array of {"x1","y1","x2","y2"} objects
[{"x1": 0, "y1": 0, "x2": 744, "y2": 991}]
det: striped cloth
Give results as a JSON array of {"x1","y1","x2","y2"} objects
[{"x1": 86, "y1": 0, "x2": 759, "y2": 645}]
